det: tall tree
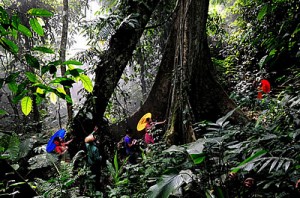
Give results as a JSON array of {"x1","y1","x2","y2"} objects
[
  {"x1": 59, "y1": 0, "x2": 73, "y2": 122},
  {"x1": 164, "y1": 0, "x2": 247, "y2": 144},
  {"x1": 111, "y1": 0, "x2": 247, "y2": 144}
]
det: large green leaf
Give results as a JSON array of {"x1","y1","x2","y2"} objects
[
  {"x1": 190, "y1": 154, "x2": 205, "y2": 165},
  {"x1": 29, "y1": 18, "x2": 44, "y2": 36},
  {"x1": 51, "y1": 77, "x2": 75, "y2": 88},
  {"x1": 163, "y1": 145, "x2": 185, "y2": 153},
  {"x1": 17, "y1": 24, "x2": 32, "y2": 37},
  {"x1": 27, "y1": 8, "x2": 53, "y2": 17},
  {"x1": 258, "y1": 55, "x2": 269, "y2": 69},
  {"x1": 186, "y1": 138, "x2": 206, "y2": 154},
  {"x1": 63, "y1": 60, "x2": 83, "y2": 65},
  {"x1": 25, "y1": 54, "x2": 40, "y2": 69},
  {"x1": 1, "y1": 38, "x2": 19, "y2": 53},
  {"x1": 114, "y1": 150, "x2": 119, "y2": 175},
  {"x1": 185, "y1": 138, "x2": 207, "y2": 164},
  {"x1": 49, "y1": 92, "x2": 57, "y2": 104},
  {"x1": 0, "y1": 133, "x2": 20, "y2": 160},
  {"x1": 8, "y1": 81, "x2": 18, "y2": 93},
  {"x1": 147, "y1": 170, "x2": 194, "y2": 198},
  {"x1": 231, "y1": 149, "x2": 267, "y2": 173},
  {"x1": 147, "y1": 174, "x2": 184, "y2": 198},
  {"x1": 257, "y1": 4, "x2": 269, "y2": 21},
  {"x1": 79, "y1": 74, "x2": 93, "y2": 92},
  {"x1": 32, "y1": 83, "x2": 53, "y2": 92},
  {"x1": 25, "y1": 72, "x2": 38, "y2": 82},
  {"x1": 216, "y1": 108, "x2": 236, "y2": 127},
  {"x1": 32, "y1": 46, "x2": 54, "y2": 53},
  {"x1": 11, "y1": 15, "x2": 32, "y2": 37},
  {"x1": 66, "y1": 68, "x2": 84, "y2": 77},
  {"x1": 21, "y1": 96, "x2": 32, "y2": 116},
  {"x1": 5, "y1": 72, "x2": 20, "y2": 83}
]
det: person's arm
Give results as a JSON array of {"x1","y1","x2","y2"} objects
[
  {"x1": 64, "y1": 139, "x2": 73, "y2": 145},
  {"x1": 154, "y1": 120, "x2": 166, "y2": 126},
  {"x1": 127, "y1": 139, "x2": 137, "y2": 147},
  {"x1": 85, "y1": 133, "x2": 96, "y2": 143}
]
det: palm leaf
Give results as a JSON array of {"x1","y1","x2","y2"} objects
[
  {"x1": 146, "y1": 174, "x2": 184, "y2": 198},
  {"x1": 231, "y1": 149, "x2": 267, "y2": 173}
]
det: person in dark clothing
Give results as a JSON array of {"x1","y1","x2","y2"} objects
[
  {"x1": 85, "y1": 126, "x2": 102, "y2": 190},
  {"x1": 124, "y1": 129, "x2": 137, "y2": 164}
]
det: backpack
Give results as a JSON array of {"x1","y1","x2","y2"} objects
[{"x1": 86, "y1": 142, "x2": 102, "y2": 165}]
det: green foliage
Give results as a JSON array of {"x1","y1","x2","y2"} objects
[
  {"x1": 34, "y1": 150, "x2": 101, "y2": 198},
  {"x1": 0, "y1": 133, "x2": 20, "y2": 160},
  {"x1": 21, "y1": 96, "x2": 32, "y2": 116},
  {"x1": 209, "y1": 0, "x2": 300, "y2": 111},
  {"x1": 0, "y1": 5, "x2": 93, "y2": 115},
  {"x1": 105, "y1": 101, "x2": 300, "y2": 197},
  {"x1": 147, "y1": 170, "x2": 194, "y2": 198},
  {"x1": 106, "y1": 151, "x2": 129, "y2": 186},
  {"x1": 231, "y1": 149, "x2": 267, "y2": 173},
  {"x1": 79, "y1": 74, "x2": 93, "y2": 93},
  {"x1": 27, "y1": 8, "x2": 53, "y2": 17}
]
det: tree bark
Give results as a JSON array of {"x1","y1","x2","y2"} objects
[
  {"x1": 60, "y1": 0, "x2": 73, "y2": 122},
  {"x1": 165, "y1": 0, "x2": 247, "y2": 145}
]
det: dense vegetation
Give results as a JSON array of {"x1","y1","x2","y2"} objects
[{"x1": 0, "y1": 0, "x2": 299, "y2": 197}]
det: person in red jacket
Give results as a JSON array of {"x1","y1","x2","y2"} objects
[
  {"x1": 53, "y1": 137, "x2": 73, "y2": 155},
  {"x1": 257, "y1": 79, "x2": 271, "y2": 99},
  {"x1": 144, "y1": 118, "x2": 166, "y2": 144}
]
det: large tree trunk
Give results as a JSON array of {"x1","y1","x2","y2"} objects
[
  {"x1": 111, "y1": 0, "x2": 248, "y2": 144},
  {"x1": 69, "y1": 0, "x2": 161, "y2": 157},
  {"x1": 165, "y1": 0, "x2": 247, "y2": 145}
]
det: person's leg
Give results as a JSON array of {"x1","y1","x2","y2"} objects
[{"x1": 91, "y1": 162, "x2": 101, "y2": 190}]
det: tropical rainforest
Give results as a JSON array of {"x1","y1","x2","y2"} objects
[{"x1": 0, "y1": 0, "x2": 299, "y2": 197}]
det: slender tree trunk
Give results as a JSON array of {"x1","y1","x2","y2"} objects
[{"x1": 60, "y1": 0, "x2": 73, "y2": 122}]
